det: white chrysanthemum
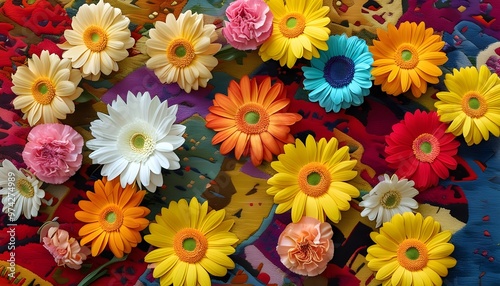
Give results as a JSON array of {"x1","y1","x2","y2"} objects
[
  {"x1": 359, "y1": 174, "x2": 419, "y2": 227},
  {"x1": 59, "y1": 0, "x2": 135, "y2": 80},
  {"x1": 87, "y1": 91, "x2": 186, "y2": 192},
  {"x1": 0, "y1": 159, "x2": 45, "y2": 221}
]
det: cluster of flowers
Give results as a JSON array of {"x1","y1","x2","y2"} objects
[{"x1": 2, "y1": 0, "x2": 500, "y2": 285}]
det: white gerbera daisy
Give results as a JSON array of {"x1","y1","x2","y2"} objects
[
  {"x1": 86, "y1": 91, "x2": 186, "y2": 192},
  {"x1": 59, "y1": 0, "x2": 135, "y2": 80},
  {"x1": 0, "y1": 159, "x2": 45, "y2": 221},
  {"x1": 359, "y1": 174, "x2": 419, "y2": 227}
]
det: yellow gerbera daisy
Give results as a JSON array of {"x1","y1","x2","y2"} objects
[
  {"x1": 75, "y1": 177, "x2": 150, "y2": 258},
  {"x1": 370, "y1": 21, "x2": 448, "y2": 97},
  {"x1": 59, "y1": 0, "x2": 135, "y2": 80},
  {"x1": 146, "y1": 11, "x2": 222, "y2": 93},
  {"x1": 435, "y1": 65, "x2": 500, "y2": 145},
  {"x1": 266, "y1": 135, "x2": 359, "y2": 223},
  {"x1": 259, "y1": 0, "x2": 331, "y2": 68},
  {"x1": 366, "y1": 212, "x2": 457, "y2": 286},
  {"x1": 11, "y1": 50, "x2": 83, "y2": 126},
  {"x1": 144, "y1": 197, "x2": 238, "y2": 286}
]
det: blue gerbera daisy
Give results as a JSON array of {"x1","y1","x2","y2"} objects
[{"x1": 302, "y1": 34, "x2": 373, "y2": 112}]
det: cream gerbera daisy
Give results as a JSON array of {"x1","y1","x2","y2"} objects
[
  {"x1": 146, "y1": 10, "x2": 222, "y2": 93},
  {"x1": 11, "y1": 50, "x2": 83, "y2": 126},
  {"x1": 259, "y1": 0, "x2": 331, "y2": 68},
  {"x1": 359, "y1": 174, "x2": 419, "y2": 227},
  {"x1": 86, "y1": 91, "x2": 185, "y2": 192},
  {"x1": 0, "y1": 159, "x2": 45, "y2": 221},
  {"x1": 59, "y1": 0, "x2": 135, "y2": 80}
]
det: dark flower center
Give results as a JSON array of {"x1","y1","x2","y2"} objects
[{"x1": 324, "y1": 56, "x2": 355, "y2": 88}]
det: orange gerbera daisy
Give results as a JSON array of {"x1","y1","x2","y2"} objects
[
  {"x1": 75, "y1": 177, "x2": 150, "y2": 258},
  {"x1": 370, "y1": 21, "x2": 448, "y2": 97},
  {"x1": 205, "y1": 75, "x2": 302, "y2": 166}
]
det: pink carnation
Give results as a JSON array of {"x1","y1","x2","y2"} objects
[
  {"x1": 222, "y1": 0, "x2": 273, "y2": 50},
  {"x1": 42, "y1": 226, "x2": 90, "y2": 269},
  {"x1": 277, "y1": 216, "x2": 334, "y2": 276},
  {"x1": 22, "y1": 123, "x2": 83, "y2": 184}
]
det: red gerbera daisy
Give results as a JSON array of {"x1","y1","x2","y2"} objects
[{"x1": 384, "y1": 110, "x2": 459, "y2": 190}]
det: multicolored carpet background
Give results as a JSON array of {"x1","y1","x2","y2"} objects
[{"x1": 1, "y1": 0, "x2": 500, "y2": 285}]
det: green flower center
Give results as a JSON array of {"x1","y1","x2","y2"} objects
[
  {"x1": 17, "y1": 179, "x2": 34, "y2": 198},
  {"x1": 182, "y1": 238, "x2": 197, "y2": 251},
  {"x1": 175, "y1": 45, "x2": 187, "y2": 57},
  {"x1": 468, "y1": 97, "x2": 480, "y2": 110},
  {"x1": 91, "y1": 32, "x2": 100, "y2": 43},
  {"x1": 420, "y1": 141, "x2": 432, "y2": 154},
  {"x1": 38, "y1": 83, "x2": 49, "y2": 94},
  {"x1": 381, "y1": 190, "x2": 401, "y2": 209},
  {"x1": 401, "y1": 50, "x2": 413, "y2": 61},
  {"x1": 405, "y1": 247, "x2": 420, "y2": 260},
  {"x1": 286, "y1": 17, "x2": 297, "y2": 28},
  {"x1": 307, "y1": 172, "x2": 321, "y2": 186},
  {"x1": 131, "y1": 134, "x2": 146, "y2": 149},
  {"x1": 105, "y1": 211, "x2": 116, "y2": 223},
  {"x1": 244, "y1": 111, "x2": 260, "y2": 124}
]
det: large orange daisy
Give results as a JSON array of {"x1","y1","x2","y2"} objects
[
  {"x1": 370, "y1": 21, "x2": 448, "y2": 97},
  {"x1": 205, "y1": 75, "x2": 302, "y2": 166},
  {"x1": 75, "y1": 177, "x2": 150, "y2": 258}
]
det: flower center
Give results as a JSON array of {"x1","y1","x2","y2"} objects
[
  {"x1": 380, "y1": 190, "x2": 401, "y2": 209},
  {"x1": 236, "y1": 103, "x2": 270, "y2": 134},
  {"x1": 395, "y1": 44, "x2": 419, "y2": 69},
  {"x1": 167, "y1": 38, "x2": 196, "y2": 68},
  {"x1": 129, "y1": 132, "x2": 155, "y2": 155},
  {"x1": 173, "y1": 228, "x2": 208, "y2": 263},
  {"x1": 57, "y1": 248, "x2": 68, "y2": 255},
  {"x1": 397, "y1": 239, "x2": 429, "y2": 271},
  {"x1": 31, "y1": 78, "x2": 56, "y2": 105},
  {"x1": 298, "y1": 162, "x2": 332, "y2": 197},
  {"x1": 99, "y1": 205, "x2": 124, "y2": 232},
  {"x1": 412, "y1": 133, "x2": 440, "y2": 163},
  {"x1": 16, "y1": 178, "x2": 34, "y2": 198},
  {"x1": 324, "y1": 56, "x2": 355, "y2": 88},
  {"x1": 461, "y1": 92, "x2": 487, "y2": 118},
  {"x1": 279, "y1": 13, "x2": 306, "y2": 38},
  {"x1": 83, "y1": 26, "x2": 108, "y2": 52}
]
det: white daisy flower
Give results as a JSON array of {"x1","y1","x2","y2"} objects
[
  {"x1": 59, "y1": 0, "x2": 135, "y2": 80},
  {"x1": 359, "y1": 174, "x2": 419, "y2": 227},
  {"x1": 0, "y1": 159, "x2": 45, "y2": 221},
  {"x1": 87, "y1": 91, "x2": 186, "y2": 192}
]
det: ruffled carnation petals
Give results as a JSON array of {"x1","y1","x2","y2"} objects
[
  {"x1": 58, "y1": 0, "x2": 135, "y2": 80},
  {"x1": 22, "y1": 123, "x2": 84, "y2": 184},
  {"x1": 222, "y1": 0, "x2": 273, "y2": 50},
  {"x1": 384, "y1": 110, "x2": 460, "y2": 190},
  {"x1": 277, "y1": 216, "x2": 334, "y2": 276},
  {"x1": 41, "y1": 223, "x2": 91, "y2": 270}
]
